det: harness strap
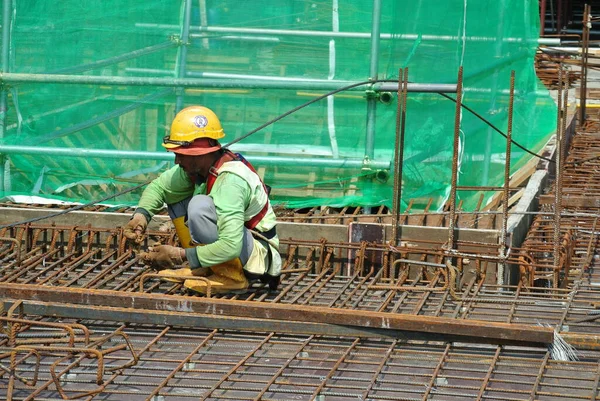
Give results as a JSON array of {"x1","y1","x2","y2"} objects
[
  {"x1": 205, "y1": 151, "x2": 236, "y2": 194},
  {"x1": 205, "y1": 150, "x2": 272, "y2": 231}
]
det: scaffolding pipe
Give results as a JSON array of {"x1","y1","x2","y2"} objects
[
  {"x1": 481, "y1": 0, "x2": 507, "y2": 187},
  {"x1": 136, "y1": 22, "x2": 561, "y2": 45},
  {"x1": 327, "y1": 0, "x2": 340, "y2": 158},
  {"x1": 162, "y1": 69, "x2": 461, "y2": 93},
  {"x1": 0, "y1": 0, "x2": 12, "y2": 192},
  {"x1": 0, "y1": 0, "x2": 10, "y2": 139},
  {"x1": 362, "y1": 0, "x2": 383, "y2": 215},
  {"x1": 49, "y1": 42, "x2": 176, "y2": 75},
  {"x1": 198, "y1": 0, "x2": 209, "y2": 49},
  {"x1": 0, "y1": 72, "x2": 457, "y2": 93},
  {"x1": 174, "y1": 0, "x2": 192, "y2": 112},
  {"x1": 0, "y1": 145, "x2": 391, "y2": 169},
  {"x1": 190, "y1": 33, "x2": 281, "y2": 43},
  {"x1": 31, "y1": 89, "x2": 173, "y2": 146},
  {"x1": 5, "y1": 96, "x2": 109, "y2": 131},
  {"x1": 365, "y1": 0, "x2": 382, "y2": 161}
]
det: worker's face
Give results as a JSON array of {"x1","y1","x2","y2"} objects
[{"x1": 174, "y1": 153, "x2": 214, "y2": 181}]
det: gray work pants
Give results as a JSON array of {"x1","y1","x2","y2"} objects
[{"x1": 167, "y1": 195, "x2": 254, "y2": 265}]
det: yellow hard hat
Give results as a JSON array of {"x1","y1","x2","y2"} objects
[{"x1": 163, "y1": 106, "x2": 225, "y2": 151}]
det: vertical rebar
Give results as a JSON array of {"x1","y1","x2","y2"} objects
[
  {"x1": 557, "y1": 0, "x2": 564, "y2": 33},
  {"x1": 580, "y1": 4, "x2": 590, "y2": 126},
  {"x1": 553, "y1": 66, "x2": 565, "y2": 283},
  {"x1": 499, "y1": 71, "x2": 515, "y2": 285},
  {"x1": 391, "y1": 69, "x2": 403, "y2": 245},
  {"x1": 175, "y1": 0, "x2": 192, "y2": 112},
  {"x1": 391, "y1": 68, "x2": 408, "y2": 246},
  {"x1": 540, "y1": 0, "x2": 547, "y2": 36},
  {"x1": 448, "y1": 66, "x2": 464, "y2": 252},
  {"x1": 559, "y1": 70, "x2": 569, "y2": 287},
  {"x1": 549, "y1": 0, "x2": 556, "y2": 32}
]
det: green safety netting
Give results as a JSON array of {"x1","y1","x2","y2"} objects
[{"x1": 0, "y1": 0, "x2": 556, "y2": 211}]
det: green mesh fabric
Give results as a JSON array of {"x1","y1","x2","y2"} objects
[{"x1": 0, "y1": 0, "x2": 556, "y2": 211}]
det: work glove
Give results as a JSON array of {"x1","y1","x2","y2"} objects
[
  {"x1": 141, "y1": 244, "x2": 186, "y2": 270},
  {"x1": 124, "y1": 213, "x2": 148, "y2": 245}
]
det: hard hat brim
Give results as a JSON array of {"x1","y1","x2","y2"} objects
[{"x1": 163, "y1": 142, "x2": 221, "y2": 156}]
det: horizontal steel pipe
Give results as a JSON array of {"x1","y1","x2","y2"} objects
[
  {"x1": 0, "y1": 72, "x2": 457, "y2": 93},
  {"x1": 138, "y1": 23, "x2": 559, "y2": 44},
  {"x1": 0, "y1": 145, "x2": 391, "y2": 169}
]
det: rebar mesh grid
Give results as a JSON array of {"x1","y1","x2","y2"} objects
[
  {"x1": 2, "y1": 225, "x2": 600, "y2": 337},
  {"x1": 4, "y1": 115, "x2": 600, "y2": 400},
  {"x1": 522, "y1": 129, "x2": 600, "y2": 289},
  {"x1": 1, "y1": 312, "x2": 600, "y2": 401}
]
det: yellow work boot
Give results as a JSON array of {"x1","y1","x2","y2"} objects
[
  {"x1": 158, "y1": 267, "x2": 210, "y2": 283},
  {"x1": 184, "y1": 258, "x2": 248, "y2": 295}
]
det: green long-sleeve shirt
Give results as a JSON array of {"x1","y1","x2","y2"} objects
[{"x1": 137, "y1": 164, "x2": 278, "y2": 267}]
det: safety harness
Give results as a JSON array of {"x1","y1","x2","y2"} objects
[
  {"x1": 204, "y1": 150, "x2": 280, "y2": 290},
  {"x1": 205, "y1": 150, "x2": 272, "y2": 233}
]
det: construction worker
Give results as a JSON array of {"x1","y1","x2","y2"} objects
[{"x1": 124, "y1": 105, "x2": 281, "y2": 294}]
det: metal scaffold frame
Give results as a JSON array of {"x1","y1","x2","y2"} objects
[
  {"x1": 0, "y1": 0, "x2": 563, "y2": 208},
  {"x1": 0, "y1": 0, "x2": 461, "y2": 195}
]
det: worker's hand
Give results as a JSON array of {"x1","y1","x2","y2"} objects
[
  {"x1": 141, "y1": 244, "x2": 186, "y2": 270},
  {"x1": 124, "y1": 213, "x2": 148, "y2": 245}
]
